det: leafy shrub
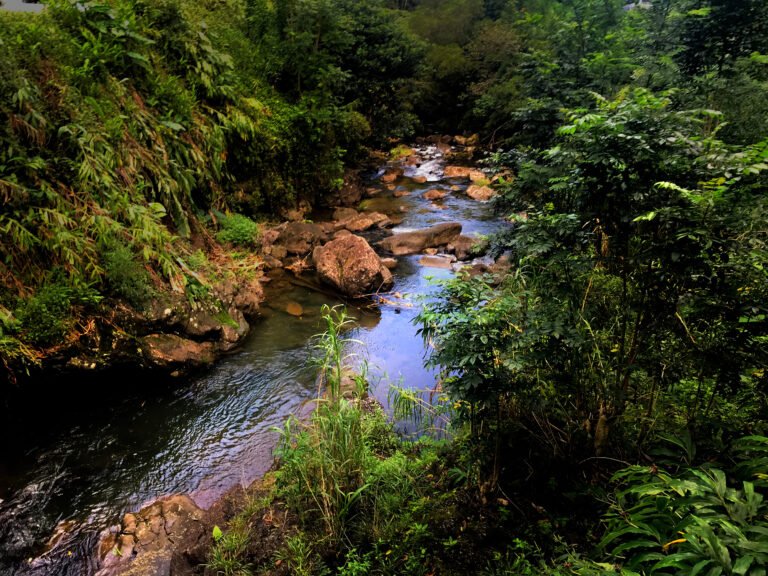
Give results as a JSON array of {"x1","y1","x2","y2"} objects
[
  {"x1": 601, "y1": 436, "x2": 768, "y2": 575},
  {"x1": 216, "y1": 213, "x2": 260, "y2": 246},
  {"x1": 102, "y1": 245, "x2": 154, "y2": 307}
]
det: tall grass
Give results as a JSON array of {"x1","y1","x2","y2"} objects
[{"x1": 274, "y1": 305, "x2": 371, "y2": 543}]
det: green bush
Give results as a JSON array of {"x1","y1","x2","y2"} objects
[{"x1": 216, "y1": 213, "x2": 260, "y2": 246}]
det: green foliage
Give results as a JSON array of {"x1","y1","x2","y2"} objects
[
  {"x1": 215, "y1": 213, "x2": 260, "y2": 246},
  {"x1": 601, "y1": 436, "x2": 768, "y2": 575},
  {"x1": 0, "y1": 0, "x2": 425, "y2": 366}
]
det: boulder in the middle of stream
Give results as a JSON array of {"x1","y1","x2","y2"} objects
[
  {"x1": 313, "y1": 234, "x2": 394, "y2": 297},
  {"x1": 377, "y1": 222, "x2": 462, "y2": 256}
]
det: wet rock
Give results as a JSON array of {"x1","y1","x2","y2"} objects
[
  {"x1": 431, "y1": 203, "x2": 448, "y2": 210},
  {"x1": 269, "y1": 244, "x2": 288, "y2": 260},
  {"x1": 232, "y1": 280, "x2": 263, "y2": 317},
  {"x1": 443, "y1": 166, "x2": 471, "y2": 179},
  {"x1": 411, "y1": 176, "x2": 427, "y2": 184},
  {"x1": 466, "y1": 184, "x2": 496, "y2": 201},
  {"x1": 377, "y1": 222, "x2": 462, "y2": 256},
  {"x1": 181, "y1": 305, "x2": 222, "y2": 339},
  {"x1": 469, "y1": 169, "x2": 487, "y2": 182},
  {"x1": 96, "y1": 495, "x2": 203, "y2": 576},
  {"x1": 368, "y1": 212, "x2": 394, "y2": 228},
  {"x1": 333, "y1": 228, "x2": 353, "y2": 239},
  {"x1": 219, "y1": 308, "x2": 250, "y2": 352},
  {"x1": 328, "y1": 168, "x2": 365, "y2": 206},
  {"x1": 451, "y1": 235, "x2": 489, "y2": 261},
  {"x1": 313, "y1": 235, "x2": 394, "y2": 297},
  {"x1": 333, "y1": 207, "x2": 359, "y2": 221},
  {"x1": 418, "y1": 255, "x2": 456, "y2": 269},
  {"x1": 454, "y1": 134, "x2": 479, "y2": 146},
  {"x1": 262, "y1": 254, "x2": 284, "y2": 269},
  {"x1": 345, "y1": 216, "x2": 375, "y2": 232},
  {"x1": 423, "y1": 189, "x2": 446, "y2": 200},
  {"x1": 260, "y1": 228, "x2": 280, "y2": 250},
  {"x1": 393, "y1": 189, "x2": 410, "y2": 197},
  {"x1": 381, "y1": 168, "x2": 401, "y2": 183},
  {"x1": 285, "y1": 301, "x2": 303, "y2": 316},
  {"x1": 276, "y1": 222, "x2": 328, "y2": 255},
  {"x1": 332, "y1": 208, "x2": 393, "y2": 233},
  {"x1": 381, "y1": 257, "x2": 397, "y2": 269},
  {"x1": 140, "y1": 335, "x2": 216, "y2": 370}
]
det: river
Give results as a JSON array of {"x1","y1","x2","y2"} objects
[{"x1": 0, "y1": 144, "x2": 499, "y2": 575}]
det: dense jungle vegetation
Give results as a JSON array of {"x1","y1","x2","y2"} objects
[{"x1": 1, "y1": 0, "x2": 768, "y2": 573}]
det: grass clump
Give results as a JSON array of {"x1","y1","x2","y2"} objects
[{"x1": 216, "y1": 213, "x2": 260, "y2": 246}]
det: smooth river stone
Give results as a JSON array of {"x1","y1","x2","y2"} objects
[
  {"x1": 418, "y1": 255, "x2": 456, "y2": 270},
  {"x1": 285, "y1": 302, "x2": 304, "y2": 316}
]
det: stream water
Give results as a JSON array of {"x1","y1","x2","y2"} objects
[{"x1": 0, "y1": 145, "x2": 500, "y2": 575}]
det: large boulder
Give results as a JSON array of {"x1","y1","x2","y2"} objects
[
  {"x1": 443, "y1": 166, "x2": 471, "y2": 179},
  {"x1": 377, "y1": 222, "x2": 462, "y2": 256},
  {"x1": 140, "y1": 334, "x2": 216, "y2": 370},
  {"x1": 313, "y1": 235, "x2": 394, "y2": 297},
  {"x1": 275, "y1": 221, "x2": 328, "y2": 255},
  {"x1": 466, "y1": 184, "x2": 496, "y2": 201}
]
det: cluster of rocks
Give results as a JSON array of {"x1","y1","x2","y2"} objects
[
  {"x1": 53, "y1": 276, "x2": 264, "y2": 378},
  {"x1": 94, "y1": 478, "x2": 292, "y2": 576},
  {"x1": 259, "y1": 215, "x2": 489, "y2": 298}
]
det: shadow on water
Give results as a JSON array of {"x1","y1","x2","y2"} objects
[{"x1": 0, "y1": 144, "x2": 501, "y2": 574}]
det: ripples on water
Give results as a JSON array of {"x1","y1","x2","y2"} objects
[{"x1": 0, "y1": 144, "x2": 501, "y2": 574}]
